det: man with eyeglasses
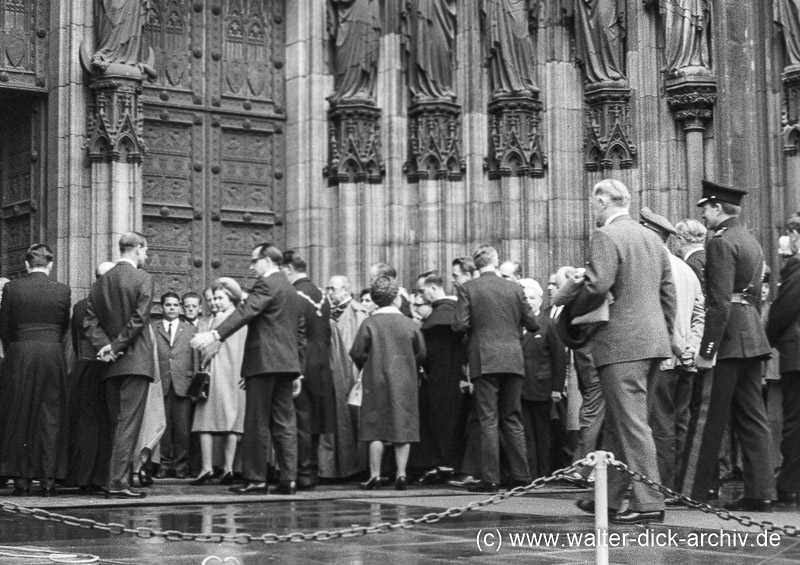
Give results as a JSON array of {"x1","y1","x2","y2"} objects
[{"x1": 191, "y1": 242, "x2": 305, "y2": 495}]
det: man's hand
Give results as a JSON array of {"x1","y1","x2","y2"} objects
[
  {"x1": 238, "y1": 378, "x2": 246, "y2": 391},
  {"x1": 293, "y1": 377, "x2": 303, "y2": 398},
  {"x1": 695, "y1": 353, "x2": 714, "y2": 370},
  {"x1": 190, "y1": 332, "x2": 217, "y2": 349},
  {"x1": 551, "y1": 391, "x2": 563, "y2": 403},
  {"x1": 97, "y1": 344, "x2": 117, "y2": 363}
]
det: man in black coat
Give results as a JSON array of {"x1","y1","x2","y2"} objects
[
  {"x1": 453, "y1": 245, "x2": 538, "y2": 493},
  {"x1": 686, "y1": 180, "x2": 776, "y2": 512},
  {"x1": 84, "y1": 232, "x2": 155, "y2": 499},
  {"x1": 766, "y1": 216, "x2": 800, "y2": 507},
  {"x1": 282, "y1": 250, "x2": 334, "y2": 491},
  {"x1": 192, "y1": 242, "x2": 305, "y2": 495}
]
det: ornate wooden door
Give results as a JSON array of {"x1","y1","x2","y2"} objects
[
  {"x1": 141, "y1": 0, "x2": 286, "y2": 299},
  {"x1": 0, "y1": 94, "x2": 46, "y2": 277}
]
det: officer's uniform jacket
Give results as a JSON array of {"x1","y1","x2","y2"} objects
[{"x1": 700, "y1": 217, "x2": 771, "y2": 360}]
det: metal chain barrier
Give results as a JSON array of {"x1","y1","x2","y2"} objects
[
  {"x1": 607, "y1": 455, "x2": 800, "y2": 538},
  {"x1": 0, "y1": 460, "x2": 586, "y2": 545}
]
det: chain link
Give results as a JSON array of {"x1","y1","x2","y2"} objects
[
  {"x1": 607, "y1": 457, "x2": 800, "y2": 538},
  {"x1": 4, "y1": 453, "x2": 795, "y2": 544},
  {"x1": 0, "y1": 461, "x2": 585, "y2": 545}
]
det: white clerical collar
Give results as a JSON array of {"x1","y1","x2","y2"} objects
[
  {"x1": 604, "y1": 211, "x2": 629, "y2": 226},
  {"x1": 118, "y1": 257, "x2": 138, "y2": 268},
  {"x1": 374, "y1": 306, "x2": 402, "y2": 315},
  {"x1": 684, "y1": 247, "x2": 703, "y2": 261},
  {"x1": 261, "y1": 266, "x2": 280, "y2": 279}
]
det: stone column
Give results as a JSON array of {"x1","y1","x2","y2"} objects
[
  {"x1": 782, "y1": 65, "x2": 800, "y2": 215},
  {"x1": 666, "y1": 74, "x2": 717, "y2": 207},
  {"x1": 85, "y1": 65, "x2": 146, "y2": 265}
]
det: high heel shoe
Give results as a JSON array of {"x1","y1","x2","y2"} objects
[
  {"x1": 395, "y1": 476, "x2": 408, "y2": 491},
  {"x1": 360, "y1": 476, "x2": 382, "y2": 490},
  {"x1": 190, "y1": 471, "x2": 214, "y2": 486},
  {"x1": 218, "y1": 471, "x2": 235, "y2": 486}
]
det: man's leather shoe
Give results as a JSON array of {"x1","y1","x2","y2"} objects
[
  {"x1": 575, "y1": 499, "x2": 618, "y2": 517},
  {"x1": 664, "y1": 496, "x2": 685, "y2": 507},
  {"x1": 271, "y1": 481, "x2": 296, "y2": 495},
  {"x1": 105, "y1": 488, "x2": 147, "y2": 499},
  {"x1": 155, "y1": 469, "x2": 169, "y2": 479},
  {"x1": 296, "y1": 478, "x2": 316, "y2": 491},
  {"x1": 11, "y1": 487, "x2": 30, "y2": 496},
  {"x1": 706, "y1": 488, "x2": 719, "y2": 502},
  {"x1": 138, "y1": 469, "x2": 154, "y2": 487},
  {"x1": 174, "y1": 470, "x2": 188, "y2": 480},
  {"x1": 229, "y1": 482, "x2": 268, "y2": 495},
  {"x1": 611, "y1": 510, "x2": 665, "y2": 525},
  {"x1": 467, "y1": 481, "x2": 499, "y2": 494},
  {"x1": 448, "y1": 474, "x2": 480, "y2": 488},
  {"x1": 777, "y1": 491, "x2": 800, "y2": 507},
  {"x1": 724, "y1": 498, "x2": 773, "y2": 513}
]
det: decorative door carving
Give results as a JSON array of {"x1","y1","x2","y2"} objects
[
  {"x1": 0, "y1": 95, "x2": 45, "y2": 277},
  {"x1": 0, "y1": 0, "x2": 49, "y2": 90},
  {"x1": 141, "y1": 0, "x2": 285, "y2": 299}
]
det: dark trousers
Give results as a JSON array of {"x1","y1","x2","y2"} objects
[
  {"x1": 104, "y1": 375, "x2": 149, "y2": 490},
  {"x1": 521, "y1": 399, "x2": 551, "y2": 479},
  {"x1": 682, "y1": 359, "x2": 776, "y2": 500},
  {"x1": 575, "y1": 367, "x2": 605, "y2": 474},
  {"x1": 474, "y1": 373, "x2": 530, "y2": 484},
  {"x1": 241, "y1": 373, "x2": 297, "y2": 483},
  {"x1": 160, "y1": 384, "x2": 192, "y2": 473},
  {"x1": 457, "y1": 397, "x2": 482, "y2": 477},
  {"x1": 647, "y1": 367, "x2": 692, "y2": 491},
  {"x1": 599, "y1": 360, "x2": 664, "y2": 512},
  {"x1": 295, "y1": 387, "x2": 319, "y2": 484},
  {"x1": 778, "y1": 371, "x2": 800, "y2": 494}
]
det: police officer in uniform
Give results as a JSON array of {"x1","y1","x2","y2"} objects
[{"x1": 681, "y1": 180, "x2": 776, "y2": 512}]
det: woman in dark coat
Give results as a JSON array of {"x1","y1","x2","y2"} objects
[
  {"x1": 0, "y1": 244, "x2": 71, "y2": 496},
  {"x1": 350, "y1": 276, "x2": 426, "y2": 490}
]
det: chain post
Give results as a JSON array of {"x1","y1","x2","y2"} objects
[{"x1": 591, "y1": 451, "x2": 610, "y2": 565}]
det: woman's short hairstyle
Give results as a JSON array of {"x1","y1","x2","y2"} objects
[
  {"x1": 370, "y1": 276, "x2": 399, "y2": 308},
  {"x1": 675, "y1": 219, "x2": 707, "y2": 244},
  {"x1": 25, "y1": 243, "x2": 53, "y2": 268},
  {"x1": 214, "y1": 277, "x2": 243, "y2": 305}
]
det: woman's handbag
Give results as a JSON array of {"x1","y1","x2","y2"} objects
[
  {"x1": 347, "y1": 375, "x2": 363, "y2": 407},
  {"x1": 187, "y1": 370, "x2": 211, "y2": 402}
]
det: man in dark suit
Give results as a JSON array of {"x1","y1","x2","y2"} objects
[
  {"x1": 453, "y1": 245, "x2": 538, "y2": 493},
  {"x1": 84, "y1": 232, "x2": 155, "y2": 499},
  {"x1": 192, "y1": 242, "x2": 304, "y2": 495},
  {"x1": 685, "y1": 181, "x2": 776, "y2": 512},
  {"x1": 153, "y1": 292, "x2": 195, "y2": 479},
  {"x1": 568, "y1": 179, "x2": 677, "y2": 524},
  {"x1": 281, "y1": 250, "x2": 334, "y2": 491}
]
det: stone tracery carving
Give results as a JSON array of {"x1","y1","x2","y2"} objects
[
  {"x1": 574, "y1": 0, "x2": 627, "y2": 84},
  {"x1": 583, "y1": 83, "x2": 636, "y2": 170},
  {"x1": 480, "y1": 0, "x2": 539, "y2": 98}
]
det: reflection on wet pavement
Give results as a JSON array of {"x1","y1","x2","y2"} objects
[{"x1": 1, "y1": 496, "x2": 799, "y2": 564}]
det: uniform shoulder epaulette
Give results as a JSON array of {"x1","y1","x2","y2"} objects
[{"x1": 711, "y1": 227, "x2": 728, "y2": 238}]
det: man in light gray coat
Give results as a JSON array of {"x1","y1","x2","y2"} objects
[{"x1": 567, "y1": 180, "x2": 677, "y2": 524}]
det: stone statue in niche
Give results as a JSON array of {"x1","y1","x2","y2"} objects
[
  {"x1": 404, "y1": 0, "x2": 457, "y2": 101},
  {"x1": 480, "y1": 0, "x2": 539, "y2": 97},
  {"x1": 93, "y1": 0, "x2": 146, "y2": 68},
  {"x1": 574, "y1": 0, "x2": 627, "y2": 84},
  {"x1": 327, "y1": 0, "x2": 382, "y2": 103},
  {"x1": 646, "y1": 0, "x2": 711, "y2": 76},
  {"x1": 776, "y1": 0, "x2": 800, "y2": 67}
]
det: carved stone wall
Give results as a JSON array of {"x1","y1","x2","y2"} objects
[
  {"x1": 325, "y1": 100, "x2": 382, "y2": 185},
  {"x1": 485, "y1": 94, "x2": 547, "y2": 179},
  {"x1": 583, "y1": 82, "x2": 637, "y2": 171},
  {"x1": 406, "y1": 99, "x2": 464, "y2": 182}
]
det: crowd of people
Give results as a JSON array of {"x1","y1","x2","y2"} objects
[{"x1": 0, "y1": 178, "x2": 798, "y2": 525}]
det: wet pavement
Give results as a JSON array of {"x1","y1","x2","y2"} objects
[{"x1": 0, "y1": 481, "x2": 799, "y2": 564}]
